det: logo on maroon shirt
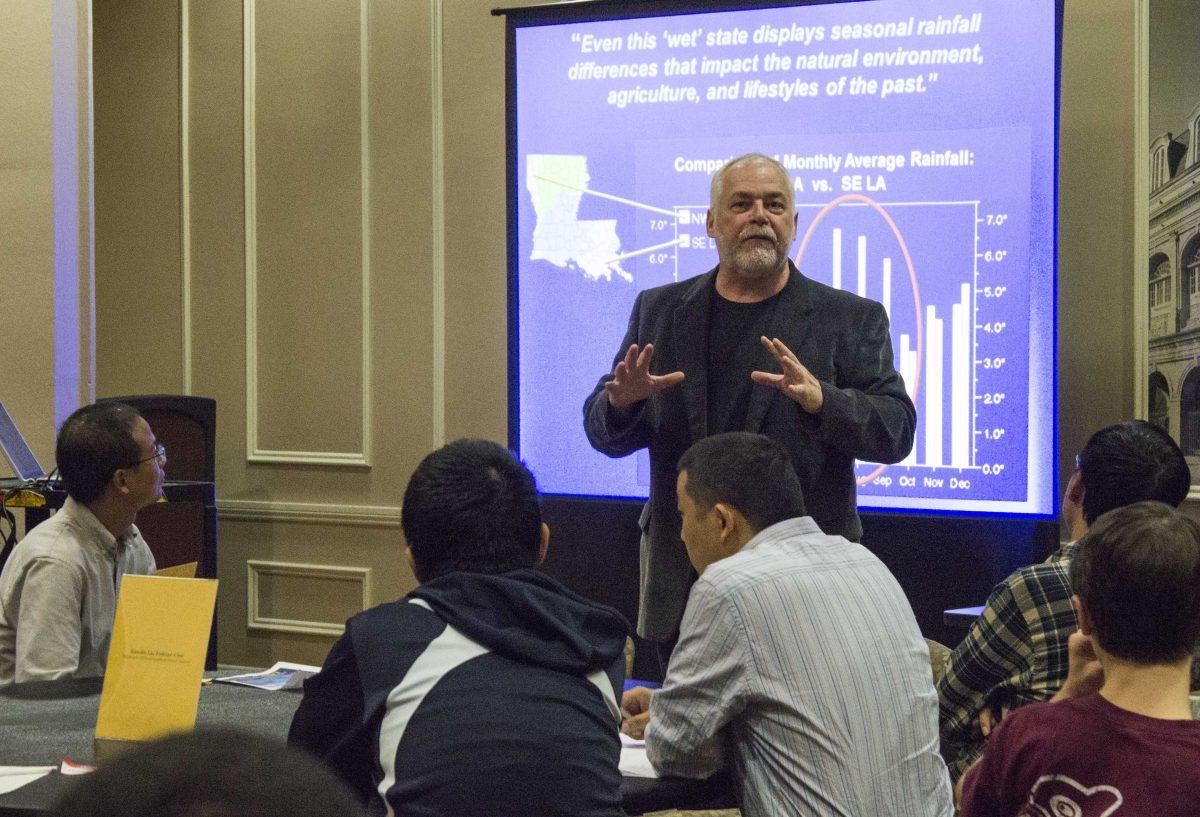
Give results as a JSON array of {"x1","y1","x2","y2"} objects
[{"x1": 1018, "y1": 775, "x2": 1123, "y2": 817}]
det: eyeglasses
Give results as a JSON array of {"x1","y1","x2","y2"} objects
[{"x1": 130, "y1": 443, "x2": 167, "y2": 467}]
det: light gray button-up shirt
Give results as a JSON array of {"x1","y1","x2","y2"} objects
[
  {"x1": 0, "y1": 497, "x2": 156, "y2": 685},
  {"x1": 646, "y1": 516, "x2": 953, "y2": 817}
]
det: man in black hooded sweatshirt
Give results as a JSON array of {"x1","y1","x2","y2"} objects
[{"x1": 288, "y1": 439, "x2": 629, "y2": 817}]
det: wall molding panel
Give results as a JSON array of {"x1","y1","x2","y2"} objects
[
  {"x1": 219, "y1": 498, "x2": 401, "y2": 528},
  {"x1": 242, "y1": 0, "x2": 373, "y2": 467},
  {"x1": 1132, "y1": 0, "x2": 1148, "y2": 418},
  {"x1": 180, "y1": 0, "x2": 193, "y2": 394},
  {"x1": 430, "y1": 0, "x2": 446, "y2": 447},
  {"x1": 247, "y1": 560, "x2": 372, "y2": 636}
]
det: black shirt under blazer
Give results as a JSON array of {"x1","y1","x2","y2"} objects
[{"x1": 584, "y1": 262, "x2": 916, "y2": 640}]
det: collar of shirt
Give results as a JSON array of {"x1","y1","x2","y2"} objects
[
  {"x1": 740, "y1": 516, "x2": 825, "y2": 552},
  {"x1": 1048, "y1": 539, "x2": 1078, "y2": 563},
  {"x1": 57, "y1": 496, "x2": 136, "y2": 559}
]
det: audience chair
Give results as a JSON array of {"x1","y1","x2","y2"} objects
[
  {"x1": 100, "y1": 395, "x2": 215, "y2": 482},
  {"x1": 925, "y1": 638, "x2": 952, "y2": 686}
]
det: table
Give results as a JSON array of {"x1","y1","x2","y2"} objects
[{"x1": 0, "y1": 674, "x2": 734, "y2": 816}]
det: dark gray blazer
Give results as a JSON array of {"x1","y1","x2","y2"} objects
[{"x1": 583, "y1": 263, "x2": 916, "y2": 640}]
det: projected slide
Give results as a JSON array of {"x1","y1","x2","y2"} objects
[{"x1": 513, "y1": 0, "x2": 1057, "y2": 516}]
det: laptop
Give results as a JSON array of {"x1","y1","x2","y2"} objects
[{"x1": 0, "y1": 400, "x2": 46, "y2": 481}]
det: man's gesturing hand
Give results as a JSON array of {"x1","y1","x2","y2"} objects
[
  {"x1": 605, "y1": 343, "x2": 685, "y2": 410},
  {"x1": 750, "y1": 336, "x2": 824, "y2": 414}
]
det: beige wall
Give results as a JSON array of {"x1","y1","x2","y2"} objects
[
  {"x1": 0, "y1": 3, "x2": 58, "y2": 472},
  {"x1": 87, "y1": 0, "x2": 1142, "y2": 667},
  {"x1": 0, "y1": 0, "x2": 94, "y2": 476},
  {"x1": 94, "y1": 0, "x2": 183, "y2": 396},
  {"x1": 94, "y1": 0, "x2": 443, "y2": 665},
  {"x1": 1058, "y1": 0, "x2": 1140, "y2": 472}
]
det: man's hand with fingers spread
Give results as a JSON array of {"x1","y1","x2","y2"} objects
[
  {"x1": 751, "y1": 336, "x2": 824, "y2": 414},
  {"x1": 604, "y1": 343, "x2": 685, "y2": 410}
]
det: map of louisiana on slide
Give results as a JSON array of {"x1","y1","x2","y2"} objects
[{"x1": 527, "y1": 155, "x2": 631, "y2": 283}]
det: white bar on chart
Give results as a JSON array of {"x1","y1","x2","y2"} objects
[
  {"x1": 925, "y1": 306, "x2": 944, "y2": 467},
  {"x1": 832, "y1": 228, "x2": 842, "y2": 290},
  {"x1": 951, "y1": 283, "x2": 971, "y2": 466},
  {"x1": 857, "y1": 235, "x2": 867, "y2": 297},
  {"x1": 899, "y1": 333, "x2": 917, "y2": 465},
  {"x1": 882, "y1": 258, "x2": 892, "y2": 319}
]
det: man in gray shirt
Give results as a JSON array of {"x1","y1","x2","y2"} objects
[
  {"x1": 622, "y1": 432, "x2": 951, "y2": 817},
  {"x1": 0, "y1": 402, "x2": 161, "y2": 684}
]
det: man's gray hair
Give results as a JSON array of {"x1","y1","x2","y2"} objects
[{"x1": 709, "y1": 152, "x2": 792, "y2": 210}]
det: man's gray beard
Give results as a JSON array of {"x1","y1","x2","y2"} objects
[{"x1": 734, "y1": 241, "x2": 787, "y2": 279}]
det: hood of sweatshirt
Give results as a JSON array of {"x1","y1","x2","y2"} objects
[{"x1": 409, "y1": 568, "x2": 629, "y2": 675}]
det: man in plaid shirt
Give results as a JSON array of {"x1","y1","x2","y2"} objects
[{"x1": 937, "y1": 420, "x2": 1192, "y2": 780}]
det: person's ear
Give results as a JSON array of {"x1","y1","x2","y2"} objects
[
  {"x1": 706, "y1": 209, "x2": 716, "y2": 238},
  {"x1": 111, "y1": 468, "x2": 132, "y2": 495},
  {"x1": 1071, "y1": 594, "x2": 1095, "y2": 636},
  {"x1": 712, "y1": 503, "x2": 736, "y2": 541},
  {"x1": 536, "y1": 522, "x2": 550, "y2": 565},
  {"x1": 404, "y1": 546, "x2": 427, "y2": 584},
  {"x1": 1066, "y1": 470, "x2": 1084, "y2": 507}
]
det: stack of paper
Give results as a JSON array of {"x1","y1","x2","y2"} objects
[
  {"x1": 618, "y1": 748, "x2": 658, "y2": 779},
  {"x1": 212, "y1": 662, "x2": 321, "y2": 691},
  {"x1": 0, "y1": 767, "x2": 55, "y2": 796}
]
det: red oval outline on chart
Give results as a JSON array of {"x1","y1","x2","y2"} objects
[{"x1": 793, "y1": 194, "x2": 923, "y2": 487}]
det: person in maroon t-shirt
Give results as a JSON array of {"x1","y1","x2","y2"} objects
[{"x1": 958, "y1": 501, "x2": 1200, "y2": 817}]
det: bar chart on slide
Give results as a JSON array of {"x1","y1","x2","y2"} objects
[{"x1": 791, "y1": 197, "x2": 1030, "y2": 506}]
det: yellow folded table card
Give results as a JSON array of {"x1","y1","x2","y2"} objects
[{"x1": 94, "y1": 575, "x2": 218, "y2": 748}]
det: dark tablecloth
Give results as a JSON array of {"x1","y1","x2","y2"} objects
[{"x1": 0, "y1": 673, "x2": 733, "y2": 815}]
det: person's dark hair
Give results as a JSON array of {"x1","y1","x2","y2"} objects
[
  {"x1": 677, "y1": 432, "x2": 806, "y2": 532},
  {"x1": 55, "y1": 402, "x2": 143, "y2": 504},
  {"x1": 47, "y1": 730, "x2": 368, "y2": 817},
  {"x1": 1078, "y1": 420, "x2": 1191, "y2": 525},
  {"x1": 402, "y1": 439, "x2": 542, "y2": 579},
  {"x1": 1069, "y1": 501, "x2": 1200, "y2": 664}
]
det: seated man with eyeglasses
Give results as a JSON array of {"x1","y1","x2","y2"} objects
[{"x1": 0, "y1": 402, "x2": 163, "y2": 684}]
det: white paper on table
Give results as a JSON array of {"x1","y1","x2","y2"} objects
[
  {"x1": 619, "y1": 747, "x2": 659, "y2": 779},
  {"x1": 619, "y1": 732, "x2": 645, "y2": 748},
  {"x1": 211, "y1": 661, "x2": 321, "y2": 691},
  {"x1": 0, "y1": 767, "x2": 55, "y2": 796}
]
